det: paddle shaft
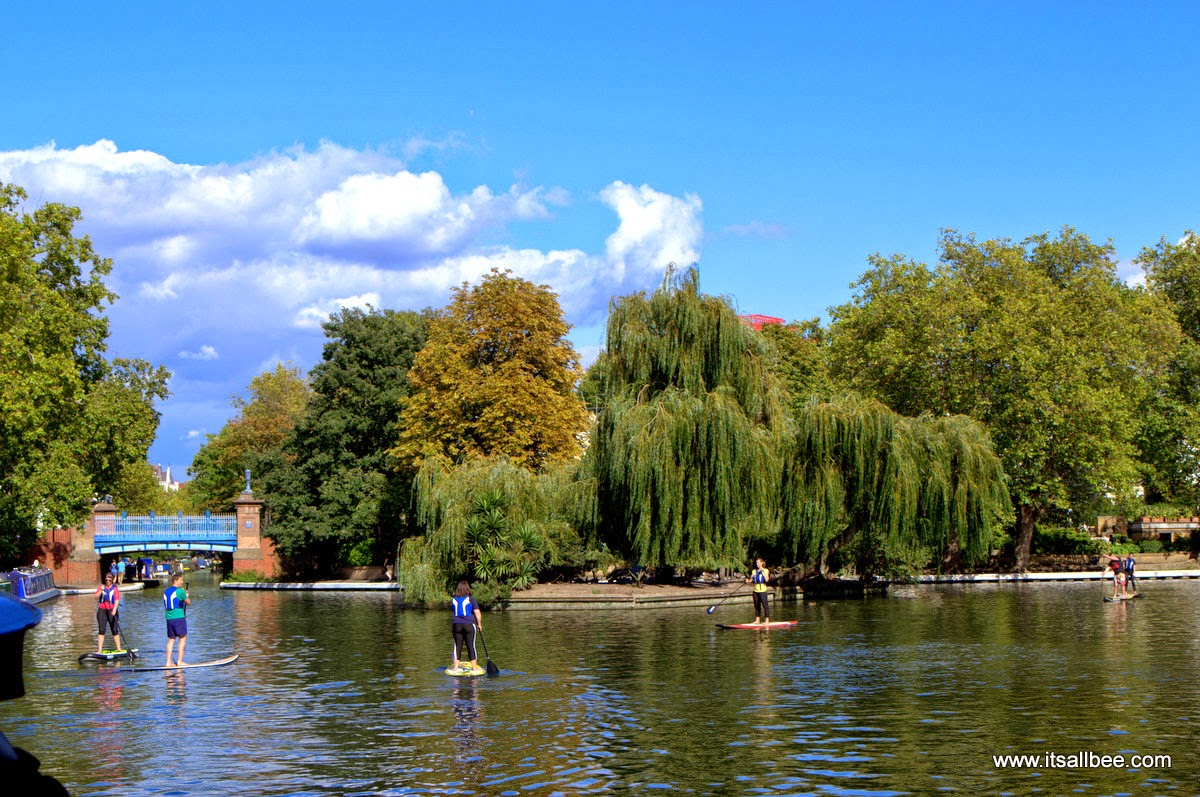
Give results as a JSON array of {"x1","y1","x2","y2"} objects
[{"x1": 476, "y1": 625, "x2": 500, "y2": 677}]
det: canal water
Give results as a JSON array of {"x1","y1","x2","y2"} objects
[{"x1": 2, "y1": 573, "x2": 1197, "y2": 796}]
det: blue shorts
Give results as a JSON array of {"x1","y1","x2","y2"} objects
[{"x1": 166, "y1": 618, "x2": 188, "y2": 639}]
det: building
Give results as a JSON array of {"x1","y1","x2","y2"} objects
[
  {"x1": 151, "y1": 464, "x2": 183, "y2": 492},
  {"x1": 739, "y1": 314, "x2": 785, "y2": 331}
]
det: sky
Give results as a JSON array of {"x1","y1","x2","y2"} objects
[{"x1": 2, "y1": 2, "x2": 1199, "y2": 479}]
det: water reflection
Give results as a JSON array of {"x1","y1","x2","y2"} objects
[{"x1": 0, "y1": 575, "x2": 1197, "y2": 795}]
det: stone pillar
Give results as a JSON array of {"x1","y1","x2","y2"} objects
[{"x1": 232, "y1": 491, "x2": 278, "y2": 578}]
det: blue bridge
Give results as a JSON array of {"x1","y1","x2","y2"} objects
[{"x1": 93, "y1": 512, "x2": 238, "y2": 554}]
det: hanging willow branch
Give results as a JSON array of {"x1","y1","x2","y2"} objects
[
  {"x1": 588, "y1": 265, "x2": 789, "y2": 569},
  {"x1": 780, "y1": 394, "x2": 1011, "y2": 577}
]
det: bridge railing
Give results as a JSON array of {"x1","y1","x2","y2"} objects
[{"x1": 93, "y1": 512, "x2": 238, "y2": 542}]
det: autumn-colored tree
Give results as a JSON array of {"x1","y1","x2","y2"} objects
[
  {"x1": 392, "y1": 269, "x2": 589, "y2": 471},
  {"x1": 187, "y1": 363, "x2": 311, "y2": 511}
]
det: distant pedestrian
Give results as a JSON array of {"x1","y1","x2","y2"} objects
[
  {"x1": 93, "y1": 574, "x2": 122, "y2": 654},
  {"x1": 163, "y1": 574, "x2": 190, "y2": 667},
  {"x1": 1123, "y1": 553, "x2": 1137, "y2": 592}
]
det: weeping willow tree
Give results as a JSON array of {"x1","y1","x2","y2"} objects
[
  {"x1": 399, "y1": 456, "x2": 593, "y2": 603},
  {"x1": 781, "y1": 394, "x2": 1012, "y2": 578},
  {"x1": 586, "y1": 265, "x2": 789, "y2": 570}
]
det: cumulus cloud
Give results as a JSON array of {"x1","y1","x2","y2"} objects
[
  {"x1": 0, "y1": 139, "x2": 705, "y2": 470},
  {"x1": 179, "y1": 345, "x2": 219, "y2": 360}
]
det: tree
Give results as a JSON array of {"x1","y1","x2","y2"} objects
[
  {"x1": 780, "y1": 394, "x2": 1011, "y2": 578},
  {"x1": 1135, "y1": 233, "x2": 1200, "y2": 508},
  {"x1": 391, "y1": 269, "x2": 589, "y2": 471},
  {"x1": 187, "y1": 363, "x2": 310, "y2": 512},
  {"x1": 759, "y1": 319, "x2": 836, "y2": 416},
  {"x1": 828, "y1": 228, "x2": 1179, "y2": 570},
  {"x1": 586, "y1": 265, "x2": 788, "y2": 570},
  {"x1": 399, "y1": 456, "x2": 588, "y2": 604},
  {"x1": 261, "y1": 308, "x2": 427, "y2": 571},
  {"x1": 0, "y1": 183, "x2": 169, "y2": 556}
]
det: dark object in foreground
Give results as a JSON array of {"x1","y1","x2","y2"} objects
[{"x1": 0, "y1": 592, "x2": 71, "y2": 795}]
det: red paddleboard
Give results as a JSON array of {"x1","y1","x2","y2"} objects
[{"x1": 716, "y1": 621, "x2": 799, "y2": 630}]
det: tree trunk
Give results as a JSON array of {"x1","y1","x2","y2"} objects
[{"x1": 1013, "y1": 503, "x2": 1037, "y2": 572}]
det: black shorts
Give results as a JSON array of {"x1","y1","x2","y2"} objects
[{"x1": 97, "y1": 608, "x2": 120, "y2": 635}]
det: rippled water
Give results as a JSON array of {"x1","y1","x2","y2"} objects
[{"x1": 2, "y1": 573, "x2": 1198, "y2": 795}]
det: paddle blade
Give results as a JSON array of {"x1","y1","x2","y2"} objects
[{"x1": 486, "y1": 659, "x2": 500, "y2": 677}]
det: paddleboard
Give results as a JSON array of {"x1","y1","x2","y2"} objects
[
  {"x1": 445, "y1": 666, "x2": 486, "y2": 677},
  {"x1": 1103, "y1": 593, "x2": 1143, "y2": 603},
  {"x1": 122, "y1": 654, "x2": 239, "y2": 672},
  {"x1": 79, "y1": 649, "x2": 138, "y2": 662},
  {"x1": 716, "y1": 621, "x2": 799, "y2": 630}
]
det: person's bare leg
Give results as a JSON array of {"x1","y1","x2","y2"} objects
[
  {"x1": 176, "y1": 636, "x2": 187, "y2": 666},
  {"x1": 165, "y1": 637, "x2": 176, "y2": 666},
  {"x1": 97, "y1": 634, "x2": 104, "y2": 654}
]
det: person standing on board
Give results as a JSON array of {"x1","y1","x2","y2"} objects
[
  {"x1": 1123, "y1": 553, "x2": 1137, "y2": 593},
  {"x1": 93, "y1": 573, "x2": 122, "y2": 654},
  {"x1": 1110, "y1": 557, "x2": 1129, "y2": 600},
  {"x1": 163, "y1": 574, "x2": 191, "y2": 667},
  {"x1": 450, "y1": 580, "x2": 483, "y2": 673},
  {"x1": 746, "y1": 558, "x2": 770, "y2": 625}
]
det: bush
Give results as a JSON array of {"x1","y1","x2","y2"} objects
[
  {"x1": 222, "y1": 570, "x2": 265, "y2": 583},
  {"x1": 1032, "y1": 526, "x2": 1107, "y2": 555},
  {"x1": 343, "y1": 538, "x2": 375, "y2": 567},
  {"x1": 1138, "y1": 539, "x2": 1164, "y2": 553}
]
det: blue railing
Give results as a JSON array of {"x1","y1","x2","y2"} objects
[{"x1": 93, "y1": 511, "x2": 239, "y2": 552}]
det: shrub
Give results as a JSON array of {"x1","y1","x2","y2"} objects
[
  {"x1": 222, "y1": 570, "x2": 265, "y2": 583},
  {"x1": 1032, "y1": 526, "x2": 1107, "y2": 555},
  {"x1": 1138, "y1": 539, "x2": 1164, "y2": 554}
]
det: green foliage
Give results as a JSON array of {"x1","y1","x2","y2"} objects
[
  {"x1": 759, "y1": 319, "x2": 837, "y2": 415},
  {"x1": 0, "y1": 184, "x2": 169, "y2": 555},
  {"x1": 828, "y1": 228, "x2": 1180, "y2": 570},
  {"x1": 1031, "y1": 526, "x2": 1107, "y2": 556},
  {"x1": 1138, "y1": 538, "x2": 1164, "y2": 553},
  {"x1": 1136, "y1": 233, "x2": 1200, "y2": 507},
  {"x1": 401, "y1": 456, "x2": 585, "y2": 602},
  {"x1": 343, "y1": 538, "x2": 376, "y2": 567},
  {"x1": 188, "y1": 363, "x2": 311, "y2": 512},
  {"x1": 780, "y1": 394, "x2": 1012, "y2": 577},
  {"x1": 587, "y1": 265, "x2": 788, "y2": 569},
  {"x1": 261, "y1": 308, "x2": 427, "y2": 571},
  {"x1": 222, "y1": 569, "x2": 267, "y2": 583},
  {"x1": 392, "y1": 269, "x2": 589, "y2": 471}
]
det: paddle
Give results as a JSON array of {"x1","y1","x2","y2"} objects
[
  {"x1": 706, "y1": 579, "x2": 750, "y2": 614},
  {"x1": 477, "y1": 626, "x2": 500, "y2": 677}
]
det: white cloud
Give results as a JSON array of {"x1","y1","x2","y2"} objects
[
  {"x1": 599, "y1": 182, "x2": 702, "y2": 289},
  {"x1": 0, "y1": 139, "x2": 705, "y2": 468},
  {"x1": 179, "y1": 345, "x2": 219, "y2": 360}
]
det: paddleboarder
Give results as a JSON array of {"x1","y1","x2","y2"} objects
[
  {"x1": 1110, "y1": 557, "x2": 1129, "y2": 600},
  {"x1": 449, "y1": 580, "x2": 483, "y2": 675},
  {"x1": 746, "y1": 558, "x2": 770, "y2": 625},
  {"x1": 93, "y1": 573, "x2": 123, "y2": 654},
  {"x1": 1123, "y1": 553, "x2": 1137, "y2": 592},
  {"x1": 163, "y1": 574, "x2": 190, "y2": 667}
]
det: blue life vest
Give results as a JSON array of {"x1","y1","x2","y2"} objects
[
  {"x1": 98, "y1": 585, "x2": 119, "y2": 609},
  {"x1": 451, "y1": 596, "x2": 476, "y2": 622},
  {"x1": 164, "y1": 586, "x2": 186, "y2": 611}
]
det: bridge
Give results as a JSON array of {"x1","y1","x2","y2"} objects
[
  {"x1": 31, "y1": 491, "x2": 277, "y2": 585},
  {"x1": 92, "y1": 511, "x2": 238, "y2": 554}
]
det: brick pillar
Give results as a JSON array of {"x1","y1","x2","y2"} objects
[
  {"x1": 43, "y1": 502, "x2": 110, "y2": 587},
  {"x1": 232, "y1": 491, "x2": 278, "y2": 578}
]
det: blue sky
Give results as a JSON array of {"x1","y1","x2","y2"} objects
[{"x1": 3, "y1": 2, "x2": 1199, "y2": 479}]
